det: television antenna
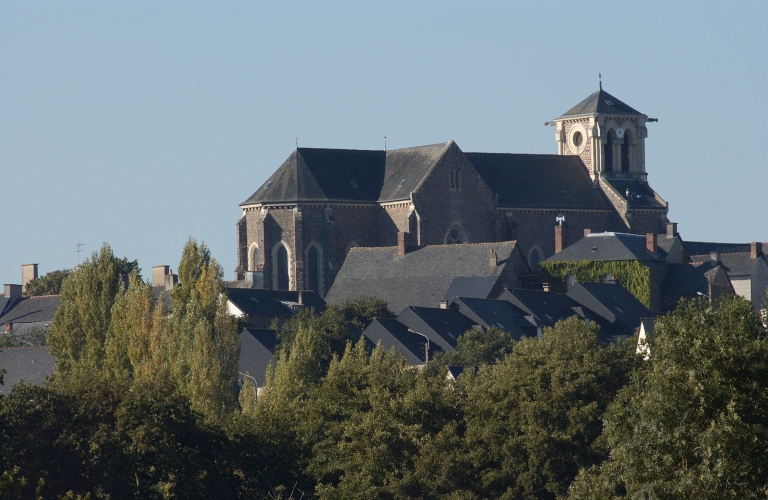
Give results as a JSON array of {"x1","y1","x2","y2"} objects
[{"x1": 76, "y1": 242, "x2": 84, "y2": 264}]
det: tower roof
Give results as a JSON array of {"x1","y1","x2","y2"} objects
[{"x1": 559, "y1": 87, "x2": 645, "y2": 118}]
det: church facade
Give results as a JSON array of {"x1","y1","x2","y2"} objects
[{"x1": 235, "y1": 86, "x2": 669, "y2": 296}]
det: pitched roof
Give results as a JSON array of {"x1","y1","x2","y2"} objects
[
  {"x1": 602, "y1": 176, "x2": 667, "y2": 209},
  {"x1": 684, "y1": 241, "x2": 751, "y2": 256},
  {"x1": 690, "y1": 252, "x2": 767, "y2": 277},
  {"x1": 0, "y1": 346, "x2": 55, "y2": 394},
  {"x1": 544, "y1": 232, "x2": 665, "y2": 263},
  {"x1": 238, "y1": 328, "x2": 278, "y2": 388},
  {"x1": 451, "y1": 297, "x2": 535, "y2": 341},
  {"x1": 325, "y1": 241, "x2": 519, "y2": 314},
  {"x1": 559, "y1": 88, "x2": 644, "y2": 118},
  {"x1": 241, "y1": 143, "x2": 451, "y2": 206},
  {"x1": 397, "y1": 306, "x2": 478, "y2": 352},
  {"x1": 0, "y1": 296, "x2": 60, "y2": 325},
  {"x1": 227, "y1": 288, "x2": 326, "y2": 317},
  {"x1": 441, "y1": 276, "x2": 503, "y2": 304},
  {"x1": 497, "y1": 288, "x2": 584, "y2": 328},
  {"x1": 659, "y1": 262, "x2": 721, "y2": 313},
  {"x1": 465, "y1": 153, "x2": 613, "y2": 210},
  {"x1": 566, "y1": 282, "x2": 653, "y2": 340},
  {"x1": 363, "y1": 318, "x2": 442, "y2": 365}
]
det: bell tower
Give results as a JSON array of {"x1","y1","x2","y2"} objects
[{"x1": 551, "y1": 82, "x2": 655, "y2": 182}]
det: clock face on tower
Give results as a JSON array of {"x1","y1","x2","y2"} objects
[{"x1": 615, "y1": 127, "x2": 625, "y2": 139}]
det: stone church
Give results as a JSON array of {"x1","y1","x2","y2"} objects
[{"x1": 235, "y1": 86, "x2": 668, "y2": 296}]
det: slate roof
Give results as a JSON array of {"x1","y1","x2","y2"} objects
[
  {"x1": 659, "y1": 262, "x2": 721, "y2": 313},
  {"x1": 451, "y1": 297, "x2": 536, "y2": 341},
  {"x1": 0, "y1": 296, "x2": 60, "y2": 325},
  {"x1": 544, "y1": 232, "x2": 666, "y2": 263},
  {"x1": 566, "y1": 282, "x2": 653, "y2": 340},
  {"x1": 363, "y1": 318, "x2": 442, "y2": 365},
  {"x1": 397, "y1": 306, "x2": 478, "y2": 352},
  {"x1": 441, "y1": 276, "x2": 503, "y2": 304},
  {"x1": 238, "y1": 328, "x2": 279, "y2": 388},
  {"x1": 602, "y1": 176, "x2": 666, "y2": 209},
  {"x1": 465, "y1": 153, "x2": 614, "y2": 210},
  {"x1": 0, "y1": 346, "x2": 55, "y2": 395},
  {"x1": 325, "y1": 241, "x2": 519, "y2": 314},
  {"x1": 684, "y1": 241, "x2": 751, "y2": 256},
  {"x1": 559, "y1": 88, "x2": 645, "y2": 118},
  {"x1": 0, "y1": 297, "x2": 12, "y2": 317},
  {"x1": 690, "y1": 252, "x2": 767, "y2": 277},
  {"x1": 241, "y1": 143, "x2": 449, "y2": 206},
  {"x1": 227, "y1": 288, "x2": 326, "y2": 317},
  {"x1": 497, "y1": 288, "x2": 585, "y2": 328}
]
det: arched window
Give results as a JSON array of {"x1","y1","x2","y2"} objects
[
  {"x1": 528, "y1": 246, "x2": 543, "y2": 271},
  {"x1": 604, "y1": 130, "x2": 614, "y2": 172},
  {"x1": 307, "y1": 246, "x2": 320, "y2": 293},
  {"x1": 273, "y1": 244, "x2": 290, "y2": 290},
  {"x1": 248, "y1": 243, "x2": 258, "y2": 271},
  {"x1": 444, "y1": 225, "x2": 466, "y2": 244},
  {"x1": 621, "y1": 130, "x2": 632, "y2": 172}
]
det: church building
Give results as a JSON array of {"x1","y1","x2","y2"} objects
[{"x1": 234, "y1": 86, "x2": 669, "y2": 296}]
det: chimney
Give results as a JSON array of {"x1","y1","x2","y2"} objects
[
  {"x1": 646, "y1": 233, "x2": 657, "y2": 256},
  {"x1": 751, "y1": 242, "x2": 763, "y2": 259},
  {"x1": 710, "y1": 251, "x2": 720, "y2": 263},
  {"x1": 542, "y1": 283, "x2": 550, "y2": 292},
  {"x1": 489, "y1": 249, "x2": 498, "y2": 267},
  {"x1": 666, "y1": 222, "x2": 678, "y2": 237},
  {"x1": 21, "y1": 264, "x2": 38, "y2": 293},
  {"x1": 554, "y1": 225, "x2": 564, "y2": 254},
  {"x1": 397, "y1": 231, "x2": 409, "y2": 256},
  {"x1": 152, "y1": 265, "x2": 170, "y2": 287},
  {"x1": 583, "y1": 228, "x2": 591, "y2": 238},
  {"x1": 164, "y1": 269, "x2": 178, "y2": 291},
  {"x1": 298, "y1": 291, "x2": 303, "y2": 306},
  {"x1": 3, "y1": 284, "x2": 22, "y2": 300},
  {"x1": 439, "y1": 299, "x2": 448, "y2": 309}
]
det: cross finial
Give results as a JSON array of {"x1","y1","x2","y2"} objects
[
  {"x1": 599, "y1": 73, "x2": 602, "y2": 90},
  {"x1": 295, "y1": 133, "x2": 299, "y2": 148}
]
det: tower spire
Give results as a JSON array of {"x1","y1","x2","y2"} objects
[{"x1": 599, "y1": 73, "x2": 602, "y2": 90}]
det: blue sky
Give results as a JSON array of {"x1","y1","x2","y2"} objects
[{"x1": 2, "y1": 0, "x2": 766, "y2": 285}]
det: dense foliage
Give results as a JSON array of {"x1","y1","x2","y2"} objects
[
  {"x1": 2, "y1": 242, "x2": 766, "y2": 499},
  {"x1": 23, "y1": 269, "x2": 71, "y2": 297},
  {"x1": 539, "y1": 260, "x2": 651, "y2": 306}
]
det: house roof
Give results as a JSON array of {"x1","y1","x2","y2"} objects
[
  {"x1": 497, "y1": 288, "x2": 584, "y2": 328},
  {"x1": 238, "y1": 328, "x2": 278, "y2": 388},
  {"x1": 683, "y1": 241, "x2": 751, "y2": 256},
  {"x1": 659, "y1": 262, "x2": 721, "y2": 313},
  {"x1": 397, "y1": 306, "x2": 478, "y2": 352},
  {"x1": 0, "y1": 296, "x2": 60, "y2": 325},
  {"x1": 363, "y1": 318, "x2": 442, "y2": 365},
  {"x1": 559, "y1": 88, "x2": 645, "y2": 118},
  {"x1": 544, "y1": 232, "x2": 666, "y2": 263},
  {"x1": 379, "y1": 143, "x2": 450, "y2": 202},
  {"x1": 226, "y1": 288, "x2": 326, "y2": 317},
  {"x1": 690, "y1": 252, "x2": 767, "y2": 278},
  {"x1": 451, "y1": 297, "x2": 535, "y2": 341},
  {"x1": 465, "y1": 153, "x2": 614, "y2": 210},
  {"x1": 325, "y1": 241, "x2": 519, "y2": 314},
  {"x1": 566, "y1": 282, "x2": 653, "y2": 340},
  {"x1": 441, "y1": 276, "x2": 503, "y2": 304},
  {"x1": 0, "y1": 346, "x2": 55, "y2": 395}
]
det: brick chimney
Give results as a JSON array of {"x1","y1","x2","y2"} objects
[
  {"x1": 554, "y1": 225, "x2": 564, "y2": 254},
  {"x1": 751, "y1": 242, "x2": 763, "y2": 259},
  {"x1": 21, "y1": 264, "x2": 38, "y2": 293},
  {"x1": 666, "y1": 222, "x2": 678, "y2": 237},
  {"x1": 583, "y1": 228, "x2": 591, "y2": 238},
  {"x1": 489, "y1": 249, "x2": 498, "y2": 267},
  {"x1": 646, "y1": 233, "x2": 657, "y2": 256},
  {"x1": 397, "y1": 231, "x2": 409, "y2": 256}
]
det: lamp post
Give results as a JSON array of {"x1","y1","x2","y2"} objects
[
  {"x1": 408, "y1": 328, "x2": 430, "y2": 363},
  {"x1": 239, "y1": 372, "x2": 258, "y2": 397}
]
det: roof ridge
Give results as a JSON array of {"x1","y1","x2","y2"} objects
[{"x1": 386, "y1": 141, "x2": 449, "y2": 152}]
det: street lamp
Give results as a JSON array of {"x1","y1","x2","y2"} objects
[
  {"x1": 408, "y1": 328, "x2": 430, "y2": 363},
  {"x1": 239, "y1": 372, "x2": 258, "y2": 397}
]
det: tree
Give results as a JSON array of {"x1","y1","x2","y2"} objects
[
  {"x1": 437, "y1": 325, "x2": 515, "y2": 367},
  {"x1": 569, "y1": 296, "x2": 768, "y2": 499},
  {"x1": 463, "y1": 317, "x2": 637, "y2": 499},
  {"x1": 47, "y1": 244, "x2": 126, "y2": 377},
  {"x1": 23, "y1": 269, "x2": 70, "y2": 297}
]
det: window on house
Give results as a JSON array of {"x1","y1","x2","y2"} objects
[{"x1": 450, "y1": 169, "x2": 461, "y2": 190}]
